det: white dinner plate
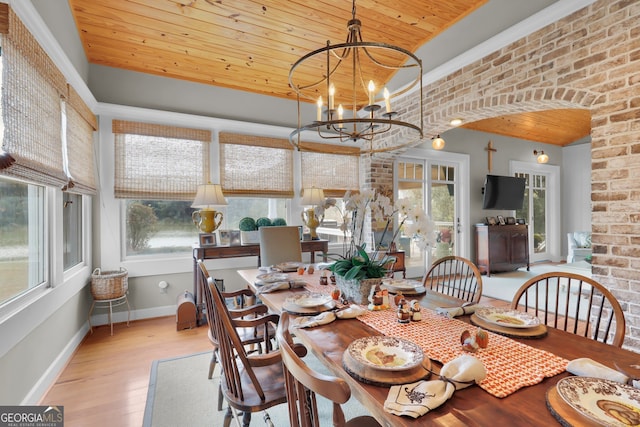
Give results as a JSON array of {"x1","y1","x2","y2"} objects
[
  {"x1": 287, "y1": 293, "x2": 333, "y2": 308},
  {"x1": 474, "y1": 307, "x2": 541, "y2": 329},
  {"x1": 275, "y1": 261, "x2": 305, "y2": 272},
  {"x1": 256, "y1": 272, "x2": 289, "y2": 283},
  {"x1": 346, "y1": 336, "x2": 424, "y2": 372},
  {"x1": 556, "y1": 377, "x2": 640, "y2": 427},
  {"x1": 381, "y1": 279, "x2": 422, "y2": 290}
]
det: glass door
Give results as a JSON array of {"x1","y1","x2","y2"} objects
[
  {"x1": 430, "y1": 164, "x2": 457, "y2": 262},
  {"x1": 515, "y1": 172, "x2": 547, "y2": 261},
  {"x1": 396, "y1": 154, "x2": 466, "y2": 277},
  {"x1": 396, "y1": 161, "x2": 425, "y2": 276},
  {"x1": 512, "y1": 160, "x2": 560, "y2": 263}
]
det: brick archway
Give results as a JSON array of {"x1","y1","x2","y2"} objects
[{"x1": 424, "y1": 86, "x2": 599, "y2": 137}]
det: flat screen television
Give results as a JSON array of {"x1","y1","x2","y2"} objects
[{"x1": 482, "y1": 175, "x2": 526, "y2": 210}]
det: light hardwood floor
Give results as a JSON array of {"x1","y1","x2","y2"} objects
[
  {"x1": 39, "y1": 317, "x2": 210, "y2": 427},
  {"x1": 40, "y1": 295, "x2": 508, "y2": 427}
]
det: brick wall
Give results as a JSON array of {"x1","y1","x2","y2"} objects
[{"x1": 371, "y1": 0, "x2": 640, "y2": 350}]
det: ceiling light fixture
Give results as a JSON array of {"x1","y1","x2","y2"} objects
[
  {"x1": 534, "y1": 150, "x2": 549, "y2": 164},
  {"x1": 288, "y1": 0, "x2": 423, "y2": 154},
  {"x1": 450, "y1": 118, "x2": 463, "y2": 126},
  {"x1": 432, "y1": 135, "x2": 445, "y2": 150}
]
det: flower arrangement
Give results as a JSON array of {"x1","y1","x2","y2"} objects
[{"x1": 316, "y1": 189, "x2": 435, "y2": 280}]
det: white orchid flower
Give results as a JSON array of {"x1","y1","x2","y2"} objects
[{"x1": 394, "y1": 198, "x2": 411, "y2": 214}]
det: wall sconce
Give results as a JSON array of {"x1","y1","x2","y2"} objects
[
  {"x1": 432, "y1": 135, "x2": 445, "y2": 150},
  {"x1": 191, "y1": 183, "x2": 228, "y2": 233},
  {"x1": 533, "y1": 150, "x2": 549, "y2": 164},
  {"x1": 301, "y1": 187, "x2": 325, "y2": 240}
]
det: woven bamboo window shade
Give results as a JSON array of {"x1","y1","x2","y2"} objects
[
  {"x1": 300, "y1": 144, "x2": 360, "y2": 198},
  {"x1": 219, "y1": 132, "x2": 294, "y2": 198},
  {"x1": 0, "y1": 5, "x2": 67, "y2": 187},
  {"x1": 113, "y1": 120, "x2": 211, "y2": 200},
  {"x1": 64, "y1": 84, "x2": 98, "y2": 194}
]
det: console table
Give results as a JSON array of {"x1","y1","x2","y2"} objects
[{"x1": 192, "y1": 240, "x2": 328, "y2": 325}]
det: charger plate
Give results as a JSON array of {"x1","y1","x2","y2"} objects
[
  {"x1": 546, "y1": 384, "x2": 602, "y2": 427},
  {"x1": 549, "y1": 377, "x2": 640, "y2": 427}
]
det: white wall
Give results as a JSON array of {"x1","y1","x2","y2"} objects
[{"x1": 562, "y1": 142, "x2": 592, "y2": 254}]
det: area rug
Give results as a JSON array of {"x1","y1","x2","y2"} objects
[
  {"x1": 481, "y1": 261, "x2": 592, "y2": 303},
  {"x1": 143, "y1": 350, "x2": 371, "y2": 427}
]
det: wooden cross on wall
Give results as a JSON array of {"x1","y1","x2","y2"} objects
[{"x1": 485, "y1": 141, "x2": 497, "y2": 172}]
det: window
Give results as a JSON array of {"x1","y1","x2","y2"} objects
[
  {"x1": 113, "y1": 120, "x2": 210, "y2": 257},
  {"x1": 63, "y1": 193, "x2": 82, "y2": 269},
  {"x1": 301, "y1": 148, "x2": 360, "y2": 243},
  {"x1": 222, "y1": 197, "x2": 288, "y2": 229},
  {"x1": 0, "y1": 5, "x2": 95, "y2": 309},
  {"x1": 0, "y1": 177, "x2": 45, "y2": 306},
  {"x1": 219, "y1": 133, "x2": 294, "y2": 198},
  {"x1": 125, "y1": 200, "x2": 195, "y2": 256}
]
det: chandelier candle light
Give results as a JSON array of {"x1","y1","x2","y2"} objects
[
  {"x1": 301, "y1": 187, "x2": 325, "y2": 240},
  {"x1": 288, "y1": 0, "x2": 423, "y2": 154},
  {"x1": 191, "y1": 183, "x2": 227, "y2": 234}
]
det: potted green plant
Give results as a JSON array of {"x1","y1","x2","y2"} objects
[
  {"x1": 329, "y1": 243, "x2": 394, "y2": 305},
  {"x1": 320, "y1": 190, "x2": 435, "y2": 304},
  {"x1": 330, "y1": 244, "x2": 391, "y2": 280},
  {"x1": 239, "y1": 217, "x2": 259, "y2": 244}
]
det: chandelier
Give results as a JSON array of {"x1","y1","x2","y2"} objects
[{"x1": 288, "y1": 0, "x2": 423, "y2": 154}]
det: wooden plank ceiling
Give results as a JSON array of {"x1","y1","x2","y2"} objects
[
  {"x1": 67, "y1": 0, "x2": 591, "y2": 146},
  {"x1": 462, "y1": 109, "x2": 591, "y2": 146}
]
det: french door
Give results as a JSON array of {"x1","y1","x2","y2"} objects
[
  {"x1": 396, "y1": 150, "x2": 470, "y2": 278},
  {"x1": 511, "y1": 161, "x2": 561, "y2": 263}
]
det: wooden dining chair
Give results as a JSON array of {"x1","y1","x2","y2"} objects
[
  {"x1": 201, "y1": 261, "x2": 306, "y2": 427},
  {"x1": 259, "y1": 226, "x2": 303, "y2": 267},
  {"x1": 276, "y1": 312, "x2": 381, "y2": 427},
  {"x1": 510, "y1": 272, "x2": 626, "y2": 347},
  {"x1": 422, "y1": 256, "x2": 483, "y2": 303},
  {"x1": 197, "y1": 261, "x2": 276, "y2": 380}
]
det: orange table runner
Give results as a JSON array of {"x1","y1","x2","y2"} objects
[{"x1": 357, "y1": 309, "x2": 568, "y2": 398}]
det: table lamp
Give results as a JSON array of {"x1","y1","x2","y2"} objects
[
  {"x1": 191, "y1": 183, "x2": 227, "y2": 234},
  {"x1": 301, "y1": 187, "x2": 325, "y2": 240}
]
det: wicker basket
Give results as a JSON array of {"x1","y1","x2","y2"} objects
[{"x1": 91, "y1": 268, "x2": 128, "y2": 300}]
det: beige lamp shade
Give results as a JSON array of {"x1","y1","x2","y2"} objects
[
  {"x1": 301, "y1": 187, "x2": 325, "y2": 206},
  {"x1": 191, "y1": 183, "x2": 228, "y2": 208}
]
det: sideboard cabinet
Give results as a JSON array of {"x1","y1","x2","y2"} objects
[{"x1": 475, "y1": 224, "x2": 529, "y2": 276}]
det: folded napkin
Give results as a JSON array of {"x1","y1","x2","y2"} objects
[
  {"x1": 384, "y1": 354, "x2": 487, "y2": 418},
  {"x1": 335, "y1": 304, "x2": 367, "y2": 319},
  {"x1": 293, "y1": 311, "x2": 336, "y2": 328},
  {"x1": 435, "y1": 303, "x2": 479, "y2": 318},
  {"x1": 567, "y1": 358, "x2": 629, "y2": 384},
  {"x1": 293, "y1": 305, "x2": 366, "y2": 328},
  {"x1": 256, "y1": 280, "x2": 306, "y2": 294}
]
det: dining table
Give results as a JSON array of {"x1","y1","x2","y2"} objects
[{"x1": 237, "y1": 268, "x2": 640, "y2": 427}]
